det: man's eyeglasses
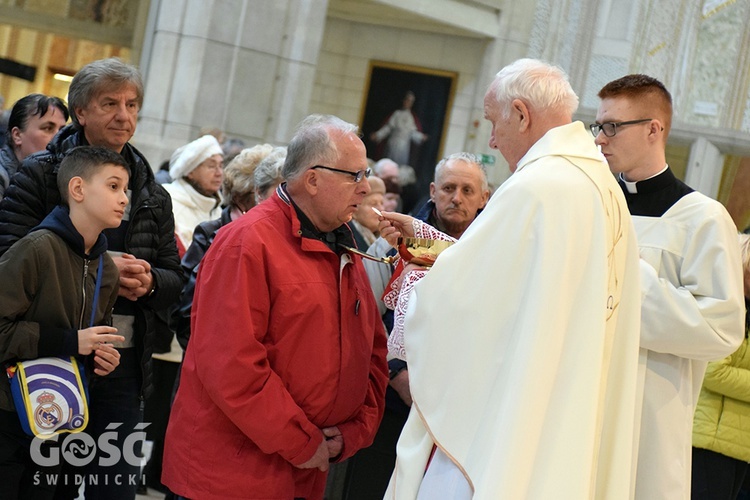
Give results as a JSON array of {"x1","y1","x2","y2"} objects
[
  {"x1": 589, "y1": 119, "x2": 653, "y2": 137},
  {"x1": 311, "y1": 165, "x2": 372, "y2": 183}
]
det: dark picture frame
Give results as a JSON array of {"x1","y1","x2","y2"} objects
[{"x1": 360, "y1": 61, "x2": 457, "y2": 204}]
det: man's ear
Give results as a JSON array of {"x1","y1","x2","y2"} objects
[
  {"x1": 74, "y1": 107, "x2": 86, "y2": 127},
  {"x1": 69, "y1": 177, "x2": 85, "y2": 203},
  {"x1": 512, "y1": 99, "x2": 530, "y2": 133},
  {"x1": 429, "y1": 182, "x2": 436, "y2": 201},
  {"x1": 480, "y1": 188, "x2": 490, "y2": 208},
  {"x1": 648, "y1": 119, "x2": 664, "y2": 140},
  {"x1": 302, "y1": 169, "x2": 318, "y2": 195}
]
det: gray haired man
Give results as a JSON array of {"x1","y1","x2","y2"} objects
[{"x1": 0, "y1": 57, "x2": 183, "y2": 500}]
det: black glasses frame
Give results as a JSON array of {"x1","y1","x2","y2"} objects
[
  {"x1": 589, "y1": 118, "x2": 653, "y2": 137},
  {"x1": 311, "y1": 165, "x2": 372, "y2": 183}
]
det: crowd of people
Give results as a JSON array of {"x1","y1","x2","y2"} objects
[{"x1": 0, "y1": 54, "x2": 747, "y2": 500}]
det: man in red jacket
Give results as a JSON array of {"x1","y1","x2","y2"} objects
[{"x1": 162, "y1": 114, "x2": 389, "y2": 500}]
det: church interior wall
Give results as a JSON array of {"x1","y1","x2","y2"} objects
[
  {"x1": 134, "y1": 0, "x2": 330, "y2": 167},
  {"x1": 0, "y1": 24, "x2": 129, "y2": 109},
  {"x1": 532, "y1": 0, "x2": 750, "y2": 225},
  {"x1": 0, "y1": 0, "x2": 749, "y2": 225},
  {"x1": 310, "y1": 16, "x2": 487, "y2": 171},
  {"x1": 725, "y1": 156, "x2": 750, "y2": 230}
]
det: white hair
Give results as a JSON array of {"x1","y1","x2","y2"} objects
[
  {"x1": 374, "y1": 158, "x2": 398, "y2": 176},
  {"x1": 490, "y1": 58, "x2": 579, "y2": 119}
]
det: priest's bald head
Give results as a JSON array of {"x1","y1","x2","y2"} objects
[{"x1": 483, "y1": 58, "x2": 579, "y2": 172}]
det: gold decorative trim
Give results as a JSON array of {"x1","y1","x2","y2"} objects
[{"x1": 702, "y1": 0, "x2": 739, "y2": 19}]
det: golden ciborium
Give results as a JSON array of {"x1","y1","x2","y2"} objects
[{"x1": 397, "y1": 237, "x2": 454, "y2": 267}]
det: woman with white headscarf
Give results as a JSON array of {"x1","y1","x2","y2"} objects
[
  {"x1": 144, "y1": 135, "x2": 225, "y2": 494},
  {"x1": 163, "y1": 134, "x2": 224, "y2": 253}
]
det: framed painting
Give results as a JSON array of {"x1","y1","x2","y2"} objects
[{"x1": 360, "y1": 61, "x2": 457, "y2": 206}]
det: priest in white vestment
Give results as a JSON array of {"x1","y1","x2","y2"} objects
[
  {"x1": 594, "y1": 74, "x2": 745, "y2": 500},
  {"x1": 382, "y1": 59, "x2": 643, "y2": 499}
]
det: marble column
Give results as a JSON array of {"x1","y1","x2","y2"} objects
[
  {"x1": 685, "y1": 137, "x2": 724, "y2": 199},
  {"x1": 133, "y1": 0, "x2": 329, "y2": 167}
]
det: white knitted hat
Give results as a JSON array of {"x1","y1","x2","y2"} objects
[{"x1": 169, "y1": 135, "x2": 223, "y2": 179}]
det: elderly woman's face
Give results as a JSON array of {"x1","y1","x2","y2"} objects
[
  {"x1": 383, "y1": 192, "x2": 400, "y2": 212},
  {"x1": 353, "y1": 192, "x2": 384, "y2": 233},
  {"x1": 187, "y1": 154, "x2": 224, "y2": 195}
]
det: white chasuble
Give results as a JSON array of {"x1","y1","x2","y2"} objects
[{"x1": 385, "y1": 122, "x2": 642, "y2": 500}]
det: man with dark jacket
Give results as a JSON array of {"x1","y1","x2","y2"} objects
[{"x1": 0, "y1": 57, "x2": 183, "y2": 500}]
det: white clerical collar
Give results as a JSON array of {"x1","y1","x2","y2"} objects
[{"x1": 619, "y1": 164, "x2": 669, "y2": 194}]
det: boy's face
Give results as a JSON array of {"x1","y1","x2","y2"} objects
[{"x1": 78, "y1": 164, "x2": 130, "y2": 230}]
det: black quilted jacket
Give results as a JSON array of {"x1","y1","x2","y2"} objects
[
  {"x1": 0, "y1": 142, "x2": 20, "y2": 200},
  {"x1": 0, "y1": 124, "x2": 184, "y2": 398}
]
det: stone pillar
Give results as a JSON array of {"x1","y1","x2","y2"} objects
[
  {"x1": 685, "y1": 137, "x2": 724, "y2": 199},
  {"x1": 133, "y1": 0, "x2": 329, "y2": 167}
]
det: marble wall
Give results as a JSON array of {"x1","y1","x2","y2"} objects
[
  {"x1": 526, "y1": 0, "x2": 750, "y2": 221},
  {"x1": 1, "y1": 0, "x2": 748, "y2": 217},
  {"x1": 540, "y1": 0, "x2": 750, "y2": 145},
  {"x1": 134, "y1": 0, "x2": 329, "y2": 165},
  {"x1": 307, "y1": 1, "x2": 542, "y2": 189}
]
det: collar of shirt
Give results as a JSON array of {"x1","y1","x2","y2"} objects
[
  {"x1": 619, "y1": 164, "x2": 671, "y2": 194},
  {"x1": 278, "y1": 183, "x2": 355, "y2": 253}
]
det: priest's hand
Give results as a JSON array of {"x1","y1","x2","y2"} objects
[
  {"x1": 377, "y1": 211, "x2": 415, "y2": 247},
  {"x1": 296, "y1": 438, "x2": 329, "y2": 472},
  {"x1": 390, "y1": 369, "x2": 412, "y2": 406}
]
